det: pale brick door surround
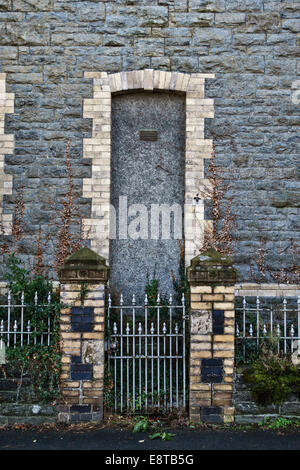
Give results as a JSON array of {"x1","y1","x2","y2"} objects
[
  {"x1": 83, "y1": 70, "x2": 215, "y2": 268},
  {"x1": 0, "y1": 73, "x2": 14, "y2": 234}
]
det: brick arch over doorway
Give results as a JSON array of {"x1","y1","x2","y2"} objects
[{"x1": 82, "y1": 70, "x2": 215, "y2": 267}]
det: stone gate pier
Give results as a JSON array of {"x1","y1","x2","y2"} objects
[
  {"x1": 187, "y1": 249, "x2": 237, "y2": 424},
  {"x1": 58, "y1": 247, "x2": 109, "y2": 423}
]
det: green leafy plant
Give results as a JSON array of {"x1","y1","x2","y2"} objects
[
  {"x1": 133, "y1": 417, "x2": 149, "y2": 433},
  {"x1": 5, "y1": 253, "x2": 53, "y2": 302},
  {"x1": 149, "y1": 431, "x2": 176, "y2": 441},
  {"x1": 235, "y1": 327, "x2": 281, "y2": 366},
  {"x1": 258, "y1": 417, "x2": 295, "y2": 430},
  {"x1": 0, "y1": 254, "x2": 61, "y2": 402},
  {"x1": 171, "y1": 240, "x2": 190, "y2": 309},
  {"x1": 145, "y1": 267, "x2": 169, "y2": 319},
  {"x1": 243, "y1": 345, "x2": 300, "y2": 405},
  {"x1": 80, "y1": 282, "x2": 89, "y2": 305},
  {"x1": 103, "y1": 363, "x2": 115, "y2": 409}
]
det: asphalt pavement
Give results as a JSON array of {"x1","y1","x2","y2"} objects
[{"x1": 0, "y1": 427, "x2": 299, "y2": 451}]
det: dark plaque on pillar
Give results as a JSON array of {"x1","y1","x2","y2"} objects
[{"x1": 71, "y1": 306, "x2": 94, "y2": 332}]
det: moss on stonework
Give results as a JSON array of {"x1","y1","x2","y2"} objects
[
  {"x1": 64, "y1": 247, "x2": 107, "y2": 267},
  {"x1": 188, "y1": 248, "x2": 234, "y2": 270},
  {"x1": 186, "y1": 249, "x2": 237, "y2": 286},
  {"x1": 195, "y1": 248, "x2": 233, "y2": 266},
  {"x1": 242, "y1": 355, "x2": 300, "y2": 406},
  {"x1": 58, "y1": 247, "x2": 109, "y2": 282}
]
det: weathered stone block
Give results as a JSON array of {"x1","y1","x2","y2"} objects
[
  {"x1": 280, "y1": 402, "x2": 300, "y2": 415},
  {"x1": 82, "y1": 339, "x2": 104, "y2": 365},
  {"x1": 135, "y1": 38, "x2": 164, "y2": 56},
  {"x1": 13, "y1": 0, "x2": 52, "y2": 11},
  {"x1": 171, "y1": 12, "x2": 213, "y2": 27},
  {"x1": 191, "y1": 310, "x2": 212, "y2": 334},
  {"x1": 193, "y1": 28, "x2": 231, "y2": 46},
  {"x1": 0, "y1": 46, "x2": 18, "y2": 59},
  {"x1": 51, "y1": 32, "x2": 102, "y2": 47},
  {"x1": 139, "y1": 6, "x2": 168, "y2": 27},
  {"x1": 0, "y1": 0, "x2": 11, "y2": 10},
  {"x1": 0, "y1": 24, "x2": 49, "y2": 45},
  {"x1": 215, "y1": 12, "x2": 246, "y2": 24},
  {"x1": 189, "y1": 0, "x2": 225, "y2": 13},
  {"x1": 283, "y1": 19, "x2": 300, "y2": 33},
  {"x1": 245, "y1": 12, "x2": 281, "y2": 32},
  {"x1": 74, "y1": 3, "x2": 105, "y2": 22}
]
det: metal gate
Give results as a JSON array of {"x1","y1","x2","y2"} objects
[{"x1": 106, "y1": 293, "x2": 188, "y2": 414}]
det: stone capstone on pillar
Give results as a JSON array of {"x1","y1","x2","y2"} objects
[{"x1": 58, "y1": 247, "x2": 109, "y2": 283}]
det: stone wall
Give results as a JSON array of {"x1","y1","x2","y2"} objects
[
  {"x1": 234, "y1": 372, "x2": 300, "y2": 424},
  {"x1": 0, "y1": 367, "x2": 58, "y2": 425},
  {"x1": 0, "y1": 402, "x2": 58, "y2": 426},
  {"x1": 3, "y1": 370, "x2": 300, "y2": 426},
  {"x1": 0, "y1": 0, "x2": 299, "y2": 281}
]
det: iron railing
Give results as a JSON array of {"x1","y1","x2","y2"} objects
[
  {"x1": 0, "y1": 291, "x2": 54, "y2": 349},
  {"x1": 235, "y1": 295, "x2": 300, "y2": 359},
  {"x1": 106, "y1": 293, "x2": 188, "y2": 414}
]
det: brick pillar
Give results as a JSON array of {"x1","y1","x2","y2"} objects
[
  {"x1": 58, "y1": 247, "x2": 109, "y2": 423},
  {"x1": 187, "y1": 249, "x2": 237, "y2": 424}
]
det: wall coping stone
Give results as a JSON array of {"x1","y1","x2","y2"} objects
[
  {"x1": 187, "y1": 248, "x2": 238, "y2": 286},
  {"x1": 58, "y1": 247, "x2": 109, "y2": 283}
]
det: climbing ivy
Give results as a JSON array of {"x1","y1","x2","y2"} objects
[
  {"x1": 171, "y1": 240, "x2": 190, "y2": 309},
  {"x1": 145, "y1": 267, "x2": 169, "y2": 320}
]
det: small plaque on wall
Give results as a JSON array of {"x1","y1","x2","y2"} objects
[
  {"x1": 139, "y1": 129, "x2": 158, "y2": 141},
  {"x1": 71, "y1": 306, "x2": 94, "y2": 332}
]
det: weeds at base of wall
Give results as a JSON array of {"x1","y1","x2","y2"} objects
[
  {"x1": 258, "y1": 417, "x2": 300, "y2": 430},
  {"x1": 105, "y1": 414, "x2": 300, "y2": 434},
  {"x1": 2, "y1": 412, "x2": 300, "y2": 433}
]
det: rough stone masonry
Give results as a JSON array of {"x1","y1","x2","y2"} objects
[{"x1": 0, "y1": 0, "x2": 299, "y2": 283}]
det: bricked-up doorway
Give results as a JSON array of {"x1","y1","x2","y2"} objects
[
  {"x1": 110, "y1": 91, "x2": 185, "y2": 302},
  {"x1": 82, "y1": 70, "x2": 215, "y2": 278}
]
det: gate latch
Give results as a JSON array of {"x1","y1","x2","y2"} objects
[
  {"x1": 182, "y1": 314, "x2": 189, "y2": 321},
  {"x1": 109, "y1": 339, "x2": 119, "y2": 352}
]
